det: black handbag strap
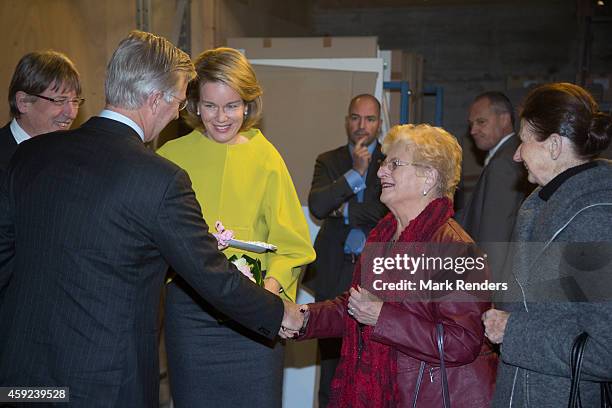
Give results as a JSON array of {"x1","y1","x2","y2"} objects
[
  {"x1": 602, "y1": 382, "x2": 612, "y2": 408},
  {"x1": 569, "y1": 332, "x2": 589, "y2": 408},
  {"x1": 411, "y1": 325, "x2": 451, "y2": 408},
  {"x1": 437, "y1": 323, "x2": 451, "y2": 408},
  {"x1": 568, "y1": 332, "x2": 612, "y2": 408}
]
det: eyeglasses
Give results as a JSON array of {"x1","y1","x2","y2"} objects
[
  {"x1": 167, "y1": 94, "x2": 188, "y2": 111},
  {"x1": 379, "y1": 158, "x2": 420, "y2": 172},
  {"x1": 199, "y1": 101, "x2": 245, "y2": 116},
  {"x1": 30, "y1": 94, "x2": 85, "y2": 108}
]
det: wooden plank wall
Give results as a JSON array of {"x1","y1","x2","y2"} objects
[
  {"x1": 0, "y1": 0, "x2": 312, "y2": 125},
  {"x1": 0, "y1": 0, "x2": 135, "y2": 124}
]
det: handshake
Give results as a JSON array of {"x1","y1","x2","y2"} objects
[{"x1": 279, "y1": 300, "x2": 309, "y2": 339}]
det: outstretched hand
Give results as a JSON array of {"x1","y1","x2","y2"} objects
[{"x1": 279, "y1": 301, "x2": 308, "y2": 339}]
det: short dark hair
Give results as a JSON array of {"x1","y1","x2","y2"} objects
[
  {"x1": 474, "y1": 91, "x2": 515, "y2": 128},
  {"x1": 8, "y1": 51, "x2": 81, "y2": 119},
  {"x1": 348, "y1": 94, "x2": 381, "y2": 117},
  {"x1": 520, "y1": 83, "x2": 612, "y2": 159}
]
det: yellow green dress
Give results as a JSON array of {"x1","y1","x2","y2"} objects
[{"x1": 158, "y1": 128, "x2": 315, "y2": 407}]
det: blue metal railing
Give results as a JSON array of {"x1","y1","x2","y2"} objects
[{"x1": 383, "y1": 81, "x2": 444, "y2": 126}]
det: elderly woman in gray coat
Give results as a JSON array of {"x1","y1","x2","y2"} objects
[{"x1": 482, "y1": 82, "x2": 612, "y2": 407}]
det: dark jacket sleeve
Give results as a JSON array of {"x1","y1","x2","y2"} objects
[
  {"x1": 504, "y1": 303, "x2": 612, "y2": 381},
  {"x1": 348, "y1": 200, "x2": 389, "y2": 227},
  {"x1": 0, "y1": 171, "x2": 14, "y2": 291},
  {"x1": 308, "y1": 155, "x2": 354, "y2": 220},
  {"x1": 371, "y1": 300, "x2": 487, "y2": 367},
  {"x1": 475, "y1": 150, "x2": 529, "y2": 243},
  {"x1": 153, "y1": 169, "x2": 284, "y2": 340}
]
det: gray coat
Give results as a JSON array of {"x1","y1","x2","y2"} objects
[{"x1": 493, "y1": 160, "x2": 612, "y2": 408}]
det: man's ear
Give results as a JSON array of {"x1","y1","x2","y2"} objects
[
  {"x1": 147, "y1": 91, "x2": 163, "y2": 114},
  {"x1": 499, "y1": 111, "x2": 512, "y2": 128},
  {"x1": 15, "y1": 91, "x2": 31, "y2": 115}
]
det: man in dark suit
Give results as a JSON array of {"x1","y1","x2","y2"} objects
[
  {"x1": 456, "y1": 91, "x2": 532, "y2": 279},
  {"x1": 0, "y1": 51, "x2": 82, "y2": 172},
  {"x1": 304, "y1": 94, "x2": 388, "y2": 407},
  {"x1": 0, "y1": 51, "x2": 82, "y2": 309},
  {"x1": 0, "y1": 30, "x2": 303, "y2": 408}
]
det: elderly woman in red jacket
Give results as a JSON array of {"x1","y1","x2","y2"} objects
[{"x1": 298, "y1": 124, "x2": 497, "y2": 407}]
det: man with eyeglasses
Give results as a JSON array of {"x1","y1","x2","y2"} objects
[
  {"x1": 0, "y1": 50, "x2": 83, "y2": 173},
  {"x1": 302, "y1": 93, "x2": 389, "y2": 407},
  {"x1": 0, "y1": 30, "x2": 304, "y2": 407}
]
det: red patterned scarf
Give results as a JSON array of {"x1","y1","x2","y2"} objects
[{"x1": 329, "y1": 197, "x2": 454, "y2": 407}]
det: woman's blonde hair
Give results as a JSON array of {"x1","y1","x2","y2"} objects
[
  {"x1": 382, "y1": 124, "x2": 462, "y2": 199},
  {"x1": 184, "y1": 47, "x2": 262, "y2": 132}
]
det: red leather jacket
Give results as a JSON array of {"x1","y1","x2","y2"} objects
[{"x1": 302, "y1": 218, "x2": 497, "y2": 407}]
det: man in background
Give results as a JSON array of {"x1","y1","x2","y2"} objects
[
  {"x1": 304, "y1": 94, "x2": 388, "y2": 407},
  {"x1": 0, "y1": 30, "x2": 303, "y2": 407},
  {"x1": 456, "y1": 91, "x2": 532, "y2": 278},
  {"x1": 0, "y1": 50, "x2": 82, "y2": 172}
]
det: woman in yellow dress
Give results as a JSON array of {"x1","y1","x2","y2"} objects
[{"x1": 157, "y1": 47, "x2": 315, "y2": 407}]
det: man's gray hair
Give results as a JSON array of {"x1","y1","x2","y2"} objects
[{"x1": 105, "y1": 30, "x2": 195, "y2": 109}]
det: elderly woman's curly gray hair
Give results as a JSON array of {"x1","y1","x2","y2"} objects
[{"x1": 382, "y1": 124, "x2": 462, "y2": 199}]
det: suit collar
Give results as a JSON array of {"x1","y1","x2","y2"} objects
[
  {"x1": 98, "y1": 109, "x2": 145, "y2": 141},
  {"x1": 1, "y1": 123, "x2": 18, "y2": 147},
  {"x1": 485, "y1": 132, "x2": 514, "y2": 166},
  {"x1": 82, "y1": 116, "x2": 143, "y2": 143},
  {"x1": 9, "y1": 118, "x2": 30, "y2": 145}
]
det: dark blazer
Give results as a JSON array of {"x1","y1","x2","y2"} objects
[
  {"x1": 304, "y1": 143, "x2": 388, "y2": 300},
  {"x1": 0, "y1": 123, "x2": 17, "y2": 297},
  {"x1": 0, "y1": 123, "x2": 18, "y2": 173},
  {"x1": 0, "y1": 117, "x2": 283, "y2": 408},
  {"x1": 456, "y1": 135, "x2": 532, "y2": 276}
]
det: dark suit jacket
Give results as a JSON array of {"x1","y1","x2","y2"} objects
[
  {"x1": 0, "y1": 123, "x2": 18, "y2": 173},
  {"x1": 304, "y1": 143, "x2": 388, "y2": 300},
  {"x1": 456, "y1": 135, "x2": 533, "y2": 277},
  {"x1": 0, "y1": 124, "x2": 17, "y2": 299},
  {"x1": 0, "y1": 117, "x2": 283, "y2": 408}
]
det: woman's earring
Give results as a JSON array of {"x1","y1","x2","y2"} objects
[
  {"x1": 423, "y1": 189, "x2": 428, "y2": 196},
  {"x1": 197, "y1": 108, "x2": 200, "y2": 115}
]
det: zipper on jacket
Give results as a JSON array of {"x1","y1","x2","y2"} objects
[{"x1": 429, "y1": 367, "x2": 435, "y2": 383}]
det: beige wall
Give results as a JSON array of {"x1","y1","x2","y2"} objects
[
  {"x1": 192, "y1": 0, "x2": 311, "y2": 53},
  {"x1": 0, "y1": 0, "x2": 135, "y2": 124},
  {"x1": 0, "y1": 0, "x2": 312, "y2": 124}
]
